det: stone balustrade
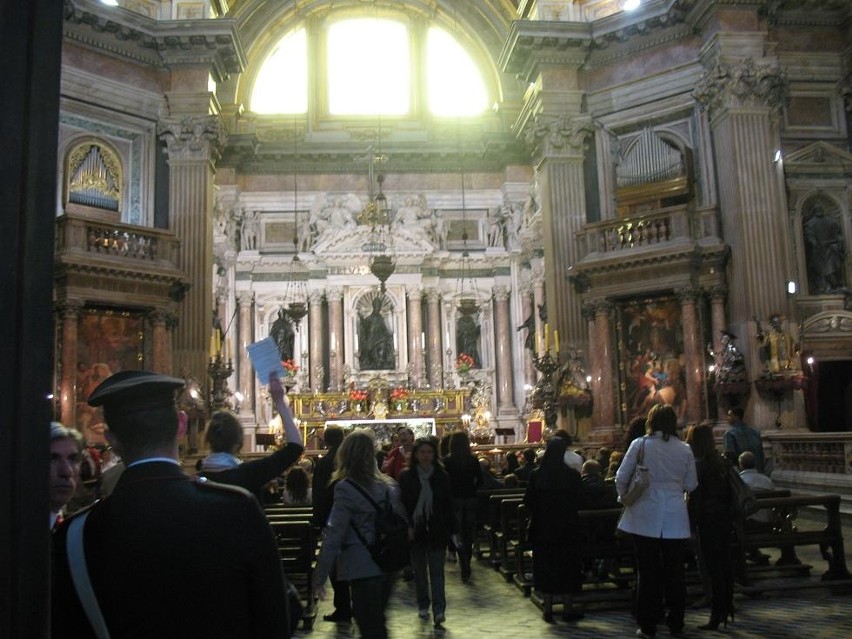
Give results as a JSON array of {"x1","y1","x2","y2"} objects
[{"x1": 55, "y1": 213, "x2": 181, "y2": 266}]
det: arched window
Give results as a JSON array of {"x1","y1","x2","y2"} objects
[{"x1": 250, "y1": 18, "x2": 488, "y2": 117}]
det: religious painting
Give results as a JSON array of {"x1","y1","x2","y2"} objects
[
  {"x1": 75, "y1": 308, "x2": 144, "y2": 444},
  {"x1": 616, "y1": 297, "x2": 687, "y2": 426}
]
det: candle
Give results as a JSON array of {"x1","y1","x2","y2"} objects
[
  {"x1": 354, "y1": 332, "x2": 359, "y2": 352},
  {"x1": 421, "y1": 332, "x2": 426, "y2": 349},
  {"x1": 445, "y1": 330, "x2": 450, "y2": 346},
  {"x1": 209, "y1": 333, "x2": 217, "y2": 359},
  {"x1": 544, "y1": 323, "x2": 549, "y2": 352},
  {"x1": 393, "y1": 333, "x2": 398, "y2": 351},
  {"x1": 537, "y1": 330, "x2": 543, "y2": 356},
  {"x1": 224, "y1": 337, "x2": 230, "y2": 361},
  {"x1": 554, "y1": 329, "x2": 560, "y2": 355},
  {"x1": 330, "y1": 333, "x2": 337, "y2": 352}
]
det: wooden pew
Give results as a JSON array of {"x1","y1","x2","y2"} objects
[
  {"x1": 475, "y1": 488, "x2": 524, "y2": 560},
  {"x1": 266, "y1": 513, "x2": 319, "y2": 630},
  {"x1": 510, "y1": 503, "x2": 534, "y2": 595},
  {"x1": 732, "y1": 493, "x2": 852, "y2": 592},
  {"x1": 496, "y1": 498, "x2": 524, "y2": 581}
]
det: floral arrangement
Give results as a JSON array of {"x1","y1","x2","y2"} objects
[
  {"x1": 349, "y1": 389, "x2": 368, "y2": 402},
  {"x1": 456, "y1": 353, "x2": 475, "y2": 374},
  {"x1": 282, "y1": 359, "x2": 299, "y2": 376},
  {"x1": 390, "y1": 387, "x2": 409, "y2": 401}
]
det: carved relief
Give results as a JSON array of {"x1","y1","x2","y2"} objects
[
  {"x1": 525, "y1": 114, "x2": 594, "y2": 157},
  {"x1": 694, "y1": 58, "x2": 787, "y2": 115},
  {"x1": 157, "y1": 116, "x2": 226, "y2": 162}
]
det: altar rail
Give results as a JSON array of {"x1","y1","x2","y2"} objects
[{"x1": 574, "y1": 204, "x2": 720, "y2": 259}]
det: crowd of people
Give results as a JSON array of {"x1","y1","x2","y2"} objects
[{"x1": 49, "y1": 370, "x2": 773, "y2": 639}]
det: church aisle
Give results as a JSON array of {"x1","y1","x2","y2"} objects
[{"x1": 297, "y1": 554, "x2": 852, "y2": 639}]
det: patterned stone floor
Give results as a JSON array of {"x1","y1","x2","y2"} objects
[{"x1": 296, "y1": 542, "x2": 852, "y2": 639}]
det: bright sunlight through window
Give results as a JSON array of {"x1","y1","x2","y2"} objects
[
  {"x1": 327, "y1": 20, "x2": 409, "y2": 115},
  {"x1": 250, "y1": 20, "x2": 488, "y2": 116},
  {"x1": 427, "y1": 28, "x2": 487, "y2": 116},
  {"x1": 251, "y1": 28, "x2": 307, "y2": 114}
]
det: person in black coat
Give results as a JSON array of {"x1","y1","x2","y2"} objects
[
  {"x1": 311, "y1": 425, "x2": 353, "y2": 623},
  {"x1": 524, "y1": 437, "x2": 585, "y2": 623},
  {"x1": 442, "y1": 432, "x2": 483, "y2": 581},
  {"x1": 51, "y1": 370, "x2": 291, "y2": 638},
  {"x1": 686, "y1": 423, "x2": 735, "y2": 631},
  {"x1": 398, "y1": 437, "x2": 454, "y2": 627}
]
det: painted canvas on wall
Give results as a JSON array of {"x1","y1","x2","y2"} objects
[
  {"x1": 617, "y1": 297, "x2": 687, "y2": 426},
  {"x1": 75, "y1": 308, "x2": 144, "y2": 444}
]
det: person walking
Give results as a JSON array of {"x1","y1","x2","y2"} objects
[
  {"x1": 442, "y1": 431, "x2": 482, "y2": 582},
  {"x1": 616, "y1": 404, "x2": 698, "y2": 638},
  {"x1": 313, "y1": 429, "x2": 406, "y2": 639},
  {"x1": 398, "y1": 437, "x2": 454, "y2": 627}
]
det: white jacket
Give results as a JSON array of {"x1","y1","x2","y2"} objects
[{"x1": 616, "y1": 433, "x2": 698, "y2": 539}]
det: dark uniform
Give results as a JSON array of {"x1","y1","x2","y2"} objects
[{"x1": 51, "y1": 370, "x2": 290, "y2": 638}]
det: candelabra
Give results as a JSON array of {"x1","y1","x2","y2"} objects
[
  {"x1": 207, "y1": 353, "x2": 234, "y2": 410},
  {"x1": 329, "y1": 350, "x2": 338, "y2": 392},
  {"x1": 419, "y1": 347, "x2": 429, "y2": 389},
  {"x1": 444, "y1": 347, "x2": 454, "y2": 389},
  {"x1": 531, "y1": 349, "x2": 560, "y2": 433}
]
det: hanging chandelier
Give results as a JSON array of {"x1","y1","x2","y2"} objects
[
  {"x1": 284, "y1": 125, "x2": 308, "y2": 325},
  {"x1": 357, "y1": 125, "x2": 395, "y2": 292},
  {"x1": 456, "y1": 127, "x2": 479, "y2": 315}
]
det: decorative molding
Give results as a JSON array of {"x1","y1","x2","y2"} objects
[
  {"x1": 55, "y1": 299, "x2": 85, "y2": 318},
  {"x1": 694, "y1": 58, "x2": 787, "y2": 116},
  {"x1": 493, "y1": 285, "x2": 510, "y2": 302},
  {"x1": 63, "y1": 0, "x2": 246, "y2": 81},
  {"x1": 158, "y1": 116, "x2": 227, "y2": 163},
  {"x1": 326, "y1": 287, "x2": 343, "y2": 302},
  {"x1": 676, "y1": 287, "x2": 700, "y2": 304},
  {"x1": 524, "y1": 114, "x2": 595, "y2": 158},
  {"x1": 308, "y1": 290, "x2": 324, "y2": 305}
]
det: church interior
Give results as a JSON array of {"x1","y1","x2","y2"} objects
[{"x1": 2, "y1": 0, "x2": 852, "y2": 633}]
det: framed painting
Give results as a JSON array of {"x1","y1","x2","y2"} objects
[
  {"x1": 616, "y1": 296, "x2": 687, "y2": 426},
  {"x1": 75, "y1": 308, "x2": 144, "y2": 444}
]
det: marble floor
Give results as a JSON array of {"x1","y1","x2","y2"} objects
[{"x1": 295, "y1": 544, "x2": 852, "y2": 639}]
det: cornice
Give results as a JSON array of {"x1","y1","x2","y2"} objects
[
  {"x1": 499, "y1": 20, "x2": 593, "y2": 82},
  {"x1": 63, "y1": 0, "x2": 246, "y2": 81}
]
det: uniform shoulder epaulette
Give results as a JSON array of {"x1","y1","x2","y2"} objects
[{"x1": 193, "y1": 475, "x2": 252, "y2": 498}]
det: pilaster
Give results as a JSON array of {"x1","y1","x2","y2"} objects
[
  {"x1": 309, "y1": 290, "x2": 324, "y2": 391},
  {"x1": 56, "y1": 299, "x2": 84, "y2": 427},
  {"x1": 678, "y1": 287, "x2": 705, "y2": 423},
  {"x1": 426, "y1": 289, "x2": 443, "y2": 388},
  {"x1": 237, "y1": 292, "x2": 254, "y2": 416},
  {"x1": 493, "y1": 286, "x2": 516, "y2": 413},
  {"x1": 407, "y1": 286, "x2": 424, "y2": 388}
]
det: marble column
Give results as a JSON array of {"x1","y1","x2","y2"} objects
[
  {"x1": 56, "y1": 299, "x2": 83, "y2": 427},
  {"x1": 708, "y1": 286, "x2": 728, "y2": 355},
  {"x1": 678, "y1": 288, "x2": 705, "y2": 423},
  {"x1": 164, "y1": 313, "x2": 177, "y2": 377},
  {"x1": 521, "y1": 288, "x2": 536, "y2": 387},
  {"x1": 406, "y1": 286, "x2": 424, "y2": 387},
  {"x1": 158, "y1": 115, "x2": 225, "y2": 388},
  {"x1": 426, "y1": 289, "x2": 443, "y2": 388},
  {"x1": 327, "y1": 287, "x2": 343, "y2": 391},
  {"x1": 588, "y1": 300, "x2": 615, "y2": 429},
  {"x1": 493, "y1": 286, "x2": 516, "y2": 412},
  {"x1": 309, "y1": 290, "x2": 324, "y2": 391},
  {"x1": 237, "y1": 292, "x2": 254, "y2": 416},
  {"x1": 149, "y1": 309, "x2": 170, "y2": 374}
]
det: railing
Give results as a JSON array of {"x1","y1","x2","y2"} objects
[
  {"x1": 764, "y1": 432, "x2": 852, "y2": 475},
  {"x1": 55, "y1": 212, "x2": 180, "y2": 266},
  {"x1": 575, "y1": 204, "x2": 720, "y2": 260}
]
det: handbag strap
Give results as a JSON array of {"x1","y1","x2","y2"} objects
[
  {"x1": 345, "y1": 479, "x2": 387, "y2": 553},
  {"x1": 637, "y1": 436, "x2": 646, "y2": 464},
  {"x1": 66, "y1": 512, "x2": 111, "y2": 639}
]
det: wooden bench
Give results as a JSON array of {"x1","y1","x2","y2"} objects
[
  {"x1": 267, "y1": 516, "x2": 319, "y2": 630},
  {"x1": 733, "y1": 493, "x2": 852, "y2": 592},
  {"x1": 510, "y1": 503, "x2": 534, "y2": 595},
  {"x1": 475, "y1": 488, "x2": 524, "y2": 560},
  {"x1": 496, "y1": 498, "x2": 524, "y2": 581}
]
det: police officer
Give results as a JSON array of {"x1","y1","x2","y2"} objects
[{"x1": 51, "y1": 370, "x2": 291, "y2": 637}]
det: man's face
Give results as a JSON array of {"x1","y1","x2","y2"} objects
[
  {"x1": 398, "y1": 429, "x2": 414, "y2": 449},
  {"x1": 50, "y1": 438, "x2": 81, "y2": 512}
]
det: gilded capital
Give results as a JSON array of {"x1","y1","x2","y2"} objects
[{"x1": 694, "y1": 58, "x2": 787, "y2": 115}]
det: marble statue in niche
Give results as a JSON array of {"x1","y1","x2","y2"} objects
[
  {"x1": 358, "y1": 294, "x2": 396, "y2": 370},
  {"x1": 803, "y1": 200, "x2": 846, "y2": 293}
]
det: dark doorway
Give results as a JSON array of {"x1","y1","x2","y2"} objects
[{"x1": 808, "y1": 359, "x2": 852, "y2": 432}]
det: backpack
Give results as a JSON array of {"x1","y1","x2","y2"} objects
[{"x1": 346, "y1": 479, "x2": 410, "y2": 573}]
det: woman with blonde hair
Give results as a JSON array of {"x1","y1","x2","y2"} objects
[
  {"x1": 313, "y1": 429, "x2": 406, "y2": 639},
  {"x1": 616, "y1": 404, "x2": 698, "y2": 638}
]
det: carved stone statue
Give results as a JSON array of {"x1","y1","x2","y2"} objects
[
  {"x1": 358, "y1": 296, "x2": 395, "y2": 370},
  {"x1": 517, "y1": 312, "x2": 536, "y2": 352},
  {"x1": 240, "y1": 209, "x2": 259, "y2": 251},
  {"x1": 559, "y1": 347, "x2": 590, "y2": 391},
  {"x1": 309, "y1": 193, "x2": 360, "y2": 246},
  {"x1": 394, "y1": 195, "x2": 431, "y2": 241},
  {"x1": 431, "y1": 209, "x2": 448, "y2": 250},
  {"x1": 803, "y1": 201, "x2": 845, "y2": 293},
  {"x1": 486, "y1": 206, "x2": 505, "y2": 248}
]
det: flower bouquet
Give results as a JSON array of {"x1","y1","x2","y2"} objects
[
  {"x1": 456, "y1": 353, "x2": 475, "y2": 375},
  {"x1": 390, "y1": 387, "x2": 409, "y2": 412},
  {"x1": 282, "y1": 359, "x2": 299, "y2": 377},
  {"x1": 349, "y1": 389, "x2": 368, "y2": 414}
]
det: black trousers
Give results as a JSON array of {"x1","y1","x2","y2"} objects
[
  {"x1": 350, "y1": 574, "x2": 393, "y2": 639},
  {"x1": 633, "y1": 535, "x2": 687, "y2": 634}
]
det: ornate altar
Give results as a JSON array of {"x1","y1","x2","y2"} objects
[{"x1": 287, "y1": 388, "x2": 469, "y2": 449}]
